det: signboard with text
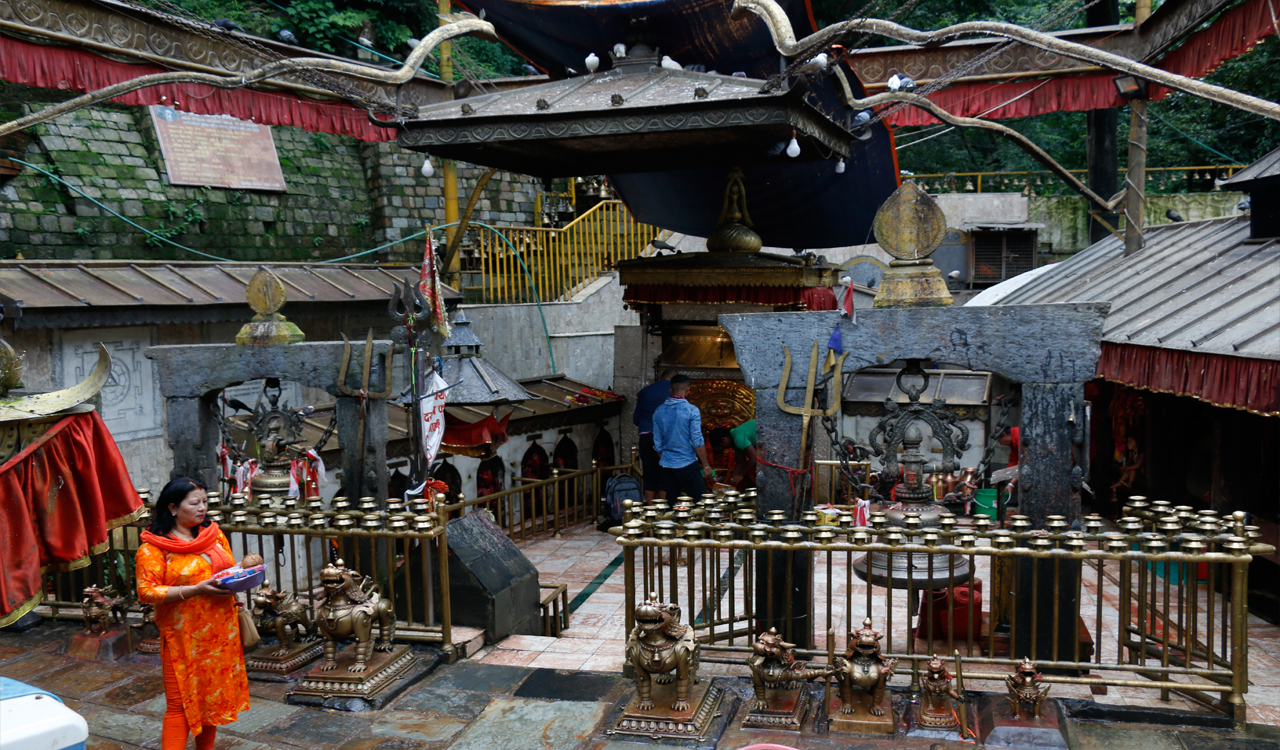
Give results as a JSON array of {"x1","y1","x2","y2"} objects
[{"x1": 150, "y1": 106, "x2": 286, "y2": 191}]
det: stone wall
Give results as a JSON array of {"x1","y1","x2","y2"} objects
[
  {"x1": 0, "y1": 94, "x2": 542, "y2": 262},
  {"x1": 1030, "y1": 191, "x2": 1246, "y2": 255},
  {"x1": 462, "y1": 272, "x2": 639, "y2": 388}
]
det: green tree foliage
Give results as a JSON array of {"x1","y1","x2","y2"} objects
[
  {"x1": 143, "y1": 0, "x2": 523, "y2": 78},
  {"x1": 808, "y1": 0, "x2": 1280, "y2": 175}
]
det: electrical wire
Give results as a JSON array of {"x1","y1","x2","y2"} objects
[
  {"x1": 1147, "y1": 108, "x2": 1242, "y2": 162},
  {"x1": 9, "y1": 156, "x2": 235, "y2": 261},
  {"x1": 10, "y1": 156, "x2": 560, "y2": 371}
]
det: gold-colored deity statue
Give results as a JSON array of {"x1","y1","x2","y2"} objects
[
  {"x1": 833, "y1": 618, "x2": 897, "y2": 718},
  {"x1": 918, "y1": 654, "x2": 961, "y2": 729},
  {"x1": 315, "y1": 559, "x2": 396, "y2": 673},
  {"x1": 625, "y1": 600, "x2": 700, "y2": 711},
  {"x1": 1005, "y1": 657, "x2": 1050, "y2": 719}
]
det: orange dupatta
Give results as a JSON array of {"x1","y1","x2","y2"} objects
[{"x1": 140, "y1": 523, "x2": 235, "y2": 572}]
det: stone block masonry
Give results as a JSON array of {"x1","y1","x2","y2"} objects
[{"x1": 0, "y1": 89, "x2": 542, "y2": 262}]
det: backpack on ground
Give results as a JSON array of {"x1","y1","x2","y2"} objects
[{"x1": 603, "y1": 473, "x2": 643, "y2": 523}]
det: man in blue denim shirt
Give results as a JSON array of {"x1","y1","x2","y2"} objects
[
  {"x1": 652, "y1": 374, "x2": 713, "y2": 498},
  {"x1": 633, "y1": 369, "x2": 676, "y2": 501}
]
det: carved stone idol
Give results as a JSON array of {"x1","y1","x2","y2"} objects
[
  {"x1": 919, "y1": 654, "x2": 961, "y2": 728},
  {"x1": 830, "y1": 618, "x2": 898, "y2": 733},
  {"x1": 315, "y1": 560, "x2": 396, "y2": 673},
  {"x1": 625, "y1": 600, "x2": 700, "y2": 711},
  {"x1": 1005, "y1": 657, "x2": 1050, "y2": 719}
]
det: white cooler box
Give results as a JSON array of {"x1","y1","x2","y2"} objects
[{"x1": 0, "y1": 677, "x2": 88, "y2": 750}]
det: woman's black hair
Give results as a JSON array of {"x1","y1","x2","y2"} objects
[{"x1": 148, "y1": 476, "x2": 210, "y2": 536}]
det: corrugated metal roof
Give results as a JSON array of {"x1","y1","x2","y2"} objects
[
  {"x1": 0, "y1": 260, "x2": 459, "y2": 313},
  {"x1": 1222, "y1": 146, "x2": 1280, "y2": 188},
  {"x1": 984, "y1": 215, "x2": 1279, "y2": 361}
]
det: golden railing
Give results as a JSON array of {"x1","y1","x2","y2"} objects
[
  {"x1": 914, "y1": 164, "x2": 1247, "y2": 195},
  {"x1": 468, "y1": 200, "x2": 664, "y2": 303},
  {"x1": 616, "y1": 497, "x2": 1271, "y2": 729},
  {"x1": 36, "y1": 502, "x2": 458, "y2": 659},
  {"x1": 442, "y1": 461, "x2": 636, "y2": 543}
]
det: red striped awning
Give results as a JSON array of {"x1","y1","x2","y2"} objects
[
  {"x1": 0, "y1": 34, "x2": 396, "y2": 141},
  {"x1": 884, "y1": 0, "x2": 1277, "y2": 127},
  {"x1": 1097, "y1": 342, "x2": 1280, "y2": 416}
]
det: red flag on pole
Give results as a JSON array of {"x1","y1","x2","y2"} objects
[{"x1": 418, "y1": 233, "x2": 451, "y2": 337}]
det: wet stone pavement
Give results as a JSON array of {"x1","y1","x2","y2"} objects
[{"x1": 5, "y1": 620, "x2": 1280, "y2": 750}]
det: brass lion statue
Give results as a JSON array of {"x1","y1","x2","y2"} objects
[
  {"x1": 747, "y1": 628, "x2": 831, "y2": 710},
  {"x1": 1005, "y1": 657, "x2": 1050, "y2": 719},
  {"x1": 250, "y1": 580, "x2": 314, "y2": 656},
  {"x1": 315, "y1": 559, "x2": 395, "y2": 673},
  {"x1": 625, "y1": 600, "x2": 700, "y2": 711},
  {"x1": 833, "y1": 617, "x2": 898, "y2": 716},
  {"x1": 81, "y1": 585, "x2": 123, "y2": 636}
]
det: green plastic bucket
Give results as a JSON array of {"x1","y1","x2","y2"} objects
[{"x1": 974, "y1": 488, "x2": 998, "y2": 517}]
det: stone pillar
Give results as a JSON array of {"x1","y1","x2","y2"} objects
[
  {"x1": 337, "y1": 395, "x2": 390, "y2": 501},
  {"x1": 164, "y1": 395, "x2": 219, "y2": 489},
  {"x1": 1018, "y1": 382, "x2": 1085, "y2": 528},
  {"x1": 755, "y1": 388, "x2": 814, "y2": 648},
  {"x1": 1015, "y1": 382, "x2": 1084, "y2": 666}
]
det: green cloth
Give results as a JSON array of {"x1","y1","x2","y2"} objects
[{"x1": 730, "y1": 420, "x2": 756, "y2": 451}]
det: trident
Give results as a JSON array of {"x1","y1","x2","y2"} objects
[
  {"x1": 338, "y1": 329, "x2": 395, "y2": 496},
  {"x1": 776, "y1": 340, "x2": 848, "y2": 477}
]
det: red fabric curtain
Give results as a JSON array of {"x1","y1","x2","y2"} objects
[
  {"x1": 623, "y1": 284, "x2": 835, "y2": 307},
  {"x1": 442, "y1": 411, "x2": 511, "y2": 457},
  {"x1": 884, "y1": 0, "x2": 1277, "y2": 127},
  {"x1": 0, "y1": 411, "x2": 144, "y2": 626},
  {"x1": 1097, "y1": 342, "x2": 1280, "y2": 416},
  {"x1": 0, "y1": 35, "x2": 397, "y2": 142}
]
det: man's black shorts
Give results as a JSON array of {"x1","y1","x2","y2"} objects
[{"x1": 662, "y1": 460, "x2": 707, "y2": 500}]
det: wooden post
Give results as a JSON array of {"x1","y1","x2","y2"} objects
[{"x1": 1123, "y1": 0, "x2": 1152, "y2": 256}]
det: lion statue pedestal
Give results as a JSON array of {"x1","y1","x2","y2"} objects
[
  {"x1": 287, "y1": 560, "x2": 427, "y2": 711},
  {"x1": 742, "y1": 628, "x2": 831, "y2": 731},
  {"x1": 68, "y1": 586, "x2": 129, "y2": 661},
  {"x1": 829, "y1": 618, "x2": 898, "y2": 735},
  {"x1": 607, "y1": 600, "x2": 726, "y2": 742}
]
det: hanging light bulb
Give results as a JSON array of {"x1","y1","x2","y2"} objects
[
  {"x1": 421, "y1": 156, "x2": 435, "y2": 178},
  {"x1": 785, "y1": 132, "x2": 801, "y2": 158},
  {"x1": 835, "y1": 158, "x2": 846, "y2": 174}
]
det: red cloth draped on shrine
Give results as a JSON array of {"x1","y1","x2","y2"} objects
[
  {"x1": 624, "y1": 284, "x2": 837, "y2": 308},
  {"x1": 1097, "y1": 342, "x2": 1280, "y2": 416},
  {"x1": 883, "y1": 0, "x2": 1277, "y2": 127},
  {"x1": 0, "y1": 411, "x2": 144, "y2": 626},
  {"x1": 0, "y1": 35, "x2": 397, "y2": 142},
  {"x1": 441, "y1": 411, "x2": 511, "y2": 457}
]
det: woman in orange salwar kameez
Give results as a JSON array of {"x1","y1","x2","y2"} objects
[{"x1": 136, "y1": 477, "x2": 250, "y2": 750}]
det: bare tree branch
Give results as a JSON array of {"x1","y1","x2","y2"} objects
[{"x1": 734, "y1": 0, "x2": 1280, "y2": 122}]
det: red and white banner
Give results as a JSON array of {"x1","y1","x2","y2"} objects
[
  {"x1": 418, "y1": 235, "x2": 452, "y2": 339},
  {"x1": 419, "y1": 371, "x2": 449, "y2": 468}
]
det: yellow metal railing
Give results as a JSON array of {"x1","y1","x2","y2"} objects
[
  {"x1": 471, "y1": 200, "x2": 665, "y2": 303},
  {"x1": 913, "y1": 164, "x2": 1246, "y2": 194}
]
